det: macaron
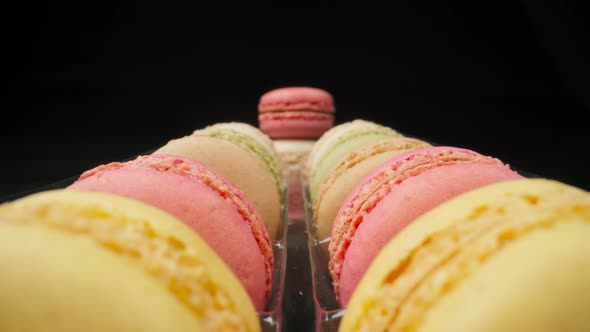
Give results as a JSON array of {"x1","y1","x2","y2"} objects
[
  {"x1": 273, "y1": 139, "x2": 316, "y2": 221},
  {"x1": 156, "y1": 122, "x2": 283, "y2": 240},
  {"x1": 273, "y1": 139, "x2": 316, "y2": 172},
  {"x1": 201, "y1": 122, "x2": 278, "y2": 155},
  {"x1": 313, "y1": 137, "x2": 431, "y2": 240},
  {"x1": 67, "y1": 154, "x2": 273, "y2": 310},
  {"x1": 258, "y1": 86, "x2": 335, "y2": 139},
  {"x1": 340, "y1": 179, "x2": 590, "y2": 332},
  {"x1": 0, "y1": 190, "x2": 260, "y2": 332},
  {"x1": 329, "y1": 146, "x2": 523, "y2": 305},
  {"x1": 307, "y1": 120, "x2": 402, "y2": 201}
]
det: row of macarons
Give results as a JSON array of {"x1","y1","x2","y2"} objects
[
  {"x1": 256, "y1": 83, "x2": 590, "y2": 331},
  {"x1": 297, "y1": 119, "x2": 590, "y2": 331},
  {"x1": 0, "y1": 122, "x2": 291, "y2": 332},
  {"x1": 1, "y1": 81, "x2": 589, "y2": 331},
  {"x1": 0, "y1": 85, "x2": 334, "y2": 332}
]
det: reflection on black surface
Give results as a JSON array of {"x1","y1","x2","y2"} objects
[{"x1": 283, "y1": 221, "x2": 315, "y2": 332}]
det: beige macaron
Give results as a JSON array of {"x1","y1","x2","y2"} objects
[
  {"x1": 156, "y1": 123, "x2": 282, "y2": 240},
  {"x1": 313, "y1": 137, "x2": 430, "y2": 239}
]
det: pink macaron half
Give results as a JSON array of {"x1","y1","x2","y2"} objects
[
  {"x1": 328, "y1": 146, "x2": 524, "y2": 306},
  {"x1": 258, "y1": 87, "x2": 335, "y2": 139},
  {"x1": 67, "y1": 154, "x2": 273, "y2": 311}
]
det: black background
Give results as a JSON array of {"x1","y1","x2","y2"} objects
[{"x1": 3, "y1": 1, "x2": 589, "y2": 199}]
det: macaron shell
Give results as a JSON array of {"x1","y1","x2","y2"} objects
[
  {"x1": 338, "y1": 162, "x2": 523, "y2": 305},
  {"x1": 258, "y1": 86, "x2": 335, "y2": 113},
  {"x1": 315, "y1": 149, "x2": 400, "y2": 239},
  {"x1": 193, "y1": 127, "x2": 285, "y2": 204},
  {"x1": 259, "y1": 113, "x2": 334, "y2": 139},
  {"x1": 197, "y1": 122, "x2": 277, "y2": 154},
  {"x1": 329, "y1": 147, "x2": 520, "y2": 290},
  {"x1": 310, "y1": 132, "x2": 400, "y2": 200},
  {"x1": 194, "y1": 122, "x2": 282, "y2": 180},
  {"x1": 306, "y1": 120, "x2": 375, "y2": 177},
  {"x1": 340, "y1": 179, "x2": 589, "y2": 332},
  {"x1": 0, "y1": 224, "x2": 204, "y2": 332},
  {"x1": 69, "y1": 163, "x2": 268, "y2": 310},
  {"x1": 156, "y1": 136, "x2": 281, "y2": 240},
  {"x1": 418, "y1": 221, "x2": 590, "y2": 332},
  {"x1": 0, "y1": 190, "x2": 260, "y2": 332},
  {"x1": 314, "y1": 138, "x2": 431, "y2": 239}
]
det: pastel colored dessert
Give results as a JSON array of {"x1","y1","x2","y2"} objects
[
  {"x1": 258, "y1": 86, "x2": 335, "y2": 139},
  {"x1": 200, "y1": 122, "x2": 278, "y2": 155},
  {"x1": 0, "y1": 190, "x2": 260, "y2": 332},
  {"x1": 273, "y1": 139, "x2": 316, "y2": 171},
  {"x1": 155, "y1": 122, "x2": 283, "y2": 240},
  {"x1": 340, "y1": 179, "x2": 590, "y2": 332},
  {"x1": 329, "y1": 146, "x2": 523, "y2": 305},
  {"x1": 313, "y1": 137, "x2": 431, "y2": 240},
  {"x1": 273, "y1": 139, "x2": 316, "y2": 221},
  {"x1": 306, "y1": 120, "x2": 401, "y2": 201},
  {"x1": 67, "y1": 154, "x2": 272, "y2": 310}
]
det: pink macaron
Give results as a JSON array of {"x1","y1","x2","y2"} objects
[
  {"x1": 67, "y1": 154, "x2": 273, "y2": 311},
  {"x1": 328, "y1": 146, "x2": 524, "y2": 306},
  {"x1": 258, "y1": 86, "x2": 335, "y2": 139}
]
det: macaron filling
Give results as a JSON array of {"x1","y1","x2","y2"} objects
[
  {"x1": 258, "y1": 94, "x2": 335, "y2": 112},
  {"x1": 329, "y1": 148, "x2": 511, "y2": 298},
  {"x1": 349, "y1": 185, "x2": 590, "y2": 332},
  {"x1": 259, "y1": 111, "x2": 334, "y2": 120},
  {"x1": 79, "y1": 154, "x2": 274, "y2": 299},
  {"x1": 259, "y1": 102, "x2": 335, "y2": 112},
  {"x1": 0, "y1": 195, "x2": 252, "y2": 331}
]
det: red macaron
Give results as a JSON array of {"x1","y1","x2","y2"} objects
[{"x1": 258, "y1": 86, "x2": 335, "y2": 139}]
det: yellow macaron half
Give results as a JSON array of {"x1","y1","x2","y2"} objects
[
  {"x1": 340, "y1": 178, "x2": 590, "y2": 332},
  {"x1": 0, "y1": 190, "x2": 260, "y2": 332}
]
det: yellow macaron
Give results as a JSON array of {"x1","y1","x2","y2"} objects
[
  {"x1": 0, "y1": 190, "x2": 260, "y2": 332},
  {"x1": 340, "y1": 178, "x2": 590, "y2": 332}
]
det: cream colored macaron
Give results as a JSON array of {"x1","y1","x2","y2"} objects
[
  {"x1": 156, "y1": 124, "x2": 282, "y2": 240},
  {"x1": 313, "y1": 137, "x2": 430, "y2": 239},
  {"x1": 0, "y1": 190, "x2": 260, "y2": 332},
  {"x1": 306, "y1": 119, "x2": 401, "y2": 201}
]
